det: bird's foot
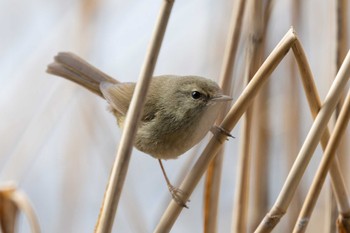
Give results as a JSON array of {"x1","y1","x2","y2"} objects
[
  {"x1": 167, "y1": 184, "x2": 189, "y2": 209},
  {"x1": 211, "y1": 125, "x2": 235, "y2": 141}
]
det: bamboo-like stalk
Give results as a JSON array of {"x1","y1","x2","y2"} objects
[
  {"x1": 232, "y1": 0, "x2": 264, "y2": 232},
  {"x1": 284, "y1": 0, "x2": 302, "y2": 229},
  {"x1": 292, "y1": 40, "x2": 350, "y2": 223},
  {"x1": 292, "y1": 38, "x2": 350, "y2": 228},
  {"x1": 232, "y1": 106, "x2": 253, "y2": 233},
  {"x1": 94, "y1": 1, "x2": 174, "y2": 232},
  {"x1": 254, "y1": 48, "x2": 350, "y2": 232},
  {"x1": 335, "y1": 0, "x2": 349, "y2": 193},
  {"x1": 248, "y1": 0, "x2": 273, "y2": 230},
  {"x1": 292, "y1": 89, "x2": 350, "y2": 233},
  {"x1": 203, "y1": 0, "x2": 246, "y2": 232},
  {"x1": 153, "y1": 28, "x2": 297, "y2": 233},
  {"x1": 336, "y1": 0, "x2": 350, "y2": 233},
  {"x1": 327, "y1": 1, "x2": 350, "y2": 231}
]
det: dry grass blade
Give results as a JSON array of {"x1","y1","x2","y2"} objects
[
  {"x1": 292, "y1": 90, "x2": 350, "y2": 233},
  {"x1": 94, "y1": 1, "x2": 175, "y2": 232},
  {"x1": 153, "y1": 28, "x2": 297, "y2": 233},
  {"x1": 254, "y1": 48, "x2": 350, "y2": 233},
  {"x1": 0, "y1": 188, "x2": 17, "y2": 233},
  {"x1": 203, "y1": 0, "x2": 246, "y2": 232},
  {"x1": 0, "y1": 184, "x2": 41, "y2": 233}
]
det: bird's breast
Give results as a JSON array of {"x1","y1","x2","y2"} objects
[{"x1": 134, "y1": 103, "x2": 223, "y2": 160}]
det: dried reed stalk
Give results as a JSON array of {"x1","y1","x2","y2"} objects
[
  {"x1": 241, "y1": 0, "x2": 273, "y2": 232},
  {"x1": 247, "y1": 0, "x2": 273, "y2": 230},
  {"x1": 203, "y1": 0, "x2": 246, "y2": 232},
  {"x1": 254, "y1": 47, "x2": 350, "y2": 232},
  {"x1": 154, "y1": 28, "x2": 297, "y2": 233},
  {"x1": 232, "y1": 0, "x2": 264, "y2": 232},
  {"x1": 284, "y1": 0, "x2": 303, "y2": 229},
  {"x1": 94, "y1": 1, "x2": 174, "y2": 232},
  {"x1": 335, "y1": 0, "x2": 349, "y2": 189},
  {"x1": 292, "y1": 37, "x2": 350, "y2": 229},
  {"x1": 335, "y1": 1, "x2": 350, "y2": 230},
  {"x1": 292, "y1": 90, "x2": 350, "y2": 233},
  {"x1": 325, "y1": 1, "x2": 350, "y2": 231}
]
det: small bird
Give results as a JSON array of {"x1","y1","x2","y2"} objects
[{"x1": 47, "y1": 52, "x2": 232, "y2": 207}]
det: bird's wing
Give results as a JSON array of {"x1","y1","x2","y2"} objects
[{"x1": 100, "y1": 82, "x2": 135, "y2": 116}]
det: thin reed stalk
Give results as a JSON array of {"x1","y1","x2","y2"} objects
[
  {"x1": 203, "y1": 0, "x2": 246, "y2": 232},
  {"x1": 293, "y1": 38, "x2": 350, "y2": 227},
  {"x1": 285, "y1": 0, "x2": 302, "y2": 229},
  {"x1": 232, "y1": 0, "x2": 264, "y2": 232},
  {"x1": 154, "y1": 28, "x2": 297, "y2": 233},
  {"x1": 254, "y1": 48, "x2": 350, "y2": 232},
  {"x1": 326, "y1": 1, "x2": 350, "y2": 231},
  {"x1": 248, "y1": 0, "x2": 273, "y2": 230},
  {"x1": 292, "y1": 89, "x2": 350, "y2": 233},
  {"x1": 335, "y1": 0, "x2": 349, "y2": 189},
  {"x1": 94, "y1": 1, "x2": 174, "y2": 232}
]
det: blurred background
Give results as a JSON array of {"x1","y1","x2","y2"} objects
[{"x1": 0, "y1": 0, "x2": 349, "y2": 232}]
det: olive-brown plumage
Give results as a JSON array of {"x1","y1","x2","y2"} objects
[
  {"x1": 47, "y1": 52, "x2": 231, "y2": 159},
  {"x1": 47, "y1": 52, "x2": 232, "y2": 207}
]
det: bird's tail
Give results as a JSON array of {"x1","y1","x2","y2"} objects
[{"x1": 47, "y1": 52, "x2": 119, "y2": 97}]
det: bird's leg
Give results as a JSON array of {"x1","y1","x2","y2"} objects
[
  {"x1": 158, "y1": 159, "x2": 189, "y2": 208},
  {"x1": 210, "y1": 125, "x2": 235, "y2": 140}
]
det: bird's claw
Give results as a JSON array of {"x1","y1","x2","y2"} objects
[
  {"x1": 211, "y1": 125, "x2": 235, "y2": 141},
  {"x1": 168, "y1": 184, "x2": 190, "y2": 208}
]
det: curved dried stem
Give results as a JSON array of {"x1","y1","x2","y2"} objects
[{"x1": 0, "y1": 184, "x2": 41, "y2": 233}]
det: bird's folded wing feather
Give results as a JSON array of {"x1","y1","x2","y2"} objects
[{"x1": 100, "y1": 82, "x2": 135, "y2": 116}]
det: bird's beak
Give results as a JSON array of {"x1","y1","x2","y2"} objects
[{"x1": 211, "y1": 94, "x2": 233, "y2": 102}]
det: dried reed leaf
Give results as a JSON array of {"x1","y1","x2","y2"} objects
[{"x1": 0, "y1": 184, "x2": 40, "y2": 233}]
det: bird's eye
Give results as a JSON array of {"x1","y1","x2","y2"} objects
[{"x1": 191, "y1": 91, "x2": 202, "y2": 99}]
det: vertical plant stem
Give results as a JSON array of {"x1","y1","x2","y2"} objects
[
  {"x1": 203, "y1": 0, "x2": 246, "y2": 232},
  {"x1": 94, "y1": 1, "x2": 174, "y2": 232},
  {"x1": 335, "y1": 0, "x2": 349, "y2": 199},
  {"x1": 325, "y1": 1, "x2": 350, "y2": 231},
  {"x1": 154, "y1": 28, "x2": 297, "y2": 233},
  {"x1": 292, "y1": 90, "x2": 350, "y2": 233},
  {"x1": 254, "y1": 48, "x2": 350, "y2": 233},
  {"x1": 285, "y1": 0, "x2": 303, "y2": 229},
  {"x1": 249, "y1": 0, "x2": 273, "y2": 230},
  {"x1": 232, "y1": 0, "x2": 265, "y2": 231}
]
